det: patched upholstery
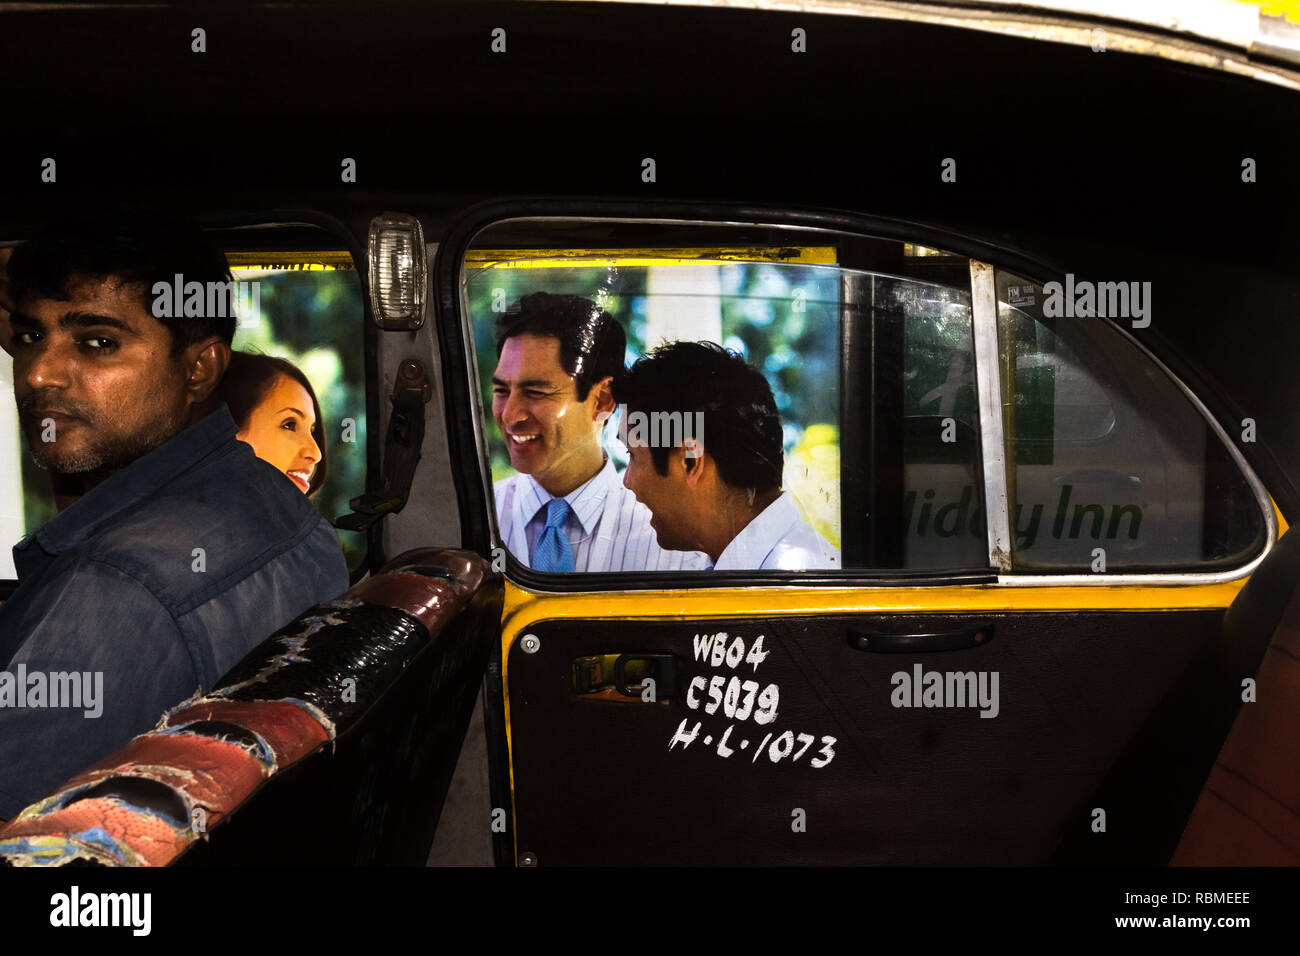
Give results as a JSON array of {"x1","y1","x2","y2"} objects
[{"x1": 0, "y1": 548, "x2": 499, "y2": 867}]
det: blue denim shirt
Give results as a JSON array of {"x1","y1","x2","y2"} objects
[{"x1": 0, "y1": 405, "x2": 350, "y2": 819}]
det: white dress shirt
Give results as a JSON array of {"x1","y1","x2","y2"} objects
[
  {"x1": 495, "y1": 457, "x2": 709, "y2": 572},
  {"x1": 711, "y1": 491, "x2": 841, "y2": 571}
]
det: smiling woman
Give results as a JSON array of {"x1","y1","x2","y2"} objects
[{"x1": 217, "y1": 351, "x2": 327, "y2": 496}]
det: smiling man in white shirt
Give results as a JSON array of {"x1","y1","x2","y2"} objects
[
  {"x1": 490, "y1": 292, "x2": 706, "y2": 573},
  {"x1": 617, "y1": 340, "x2": 839, "y2": 571}
]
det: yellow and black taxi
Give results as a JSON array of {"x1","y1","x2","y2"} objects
[{"x1": 0, "y1": 0, "x2": 1298, "y2": 878}]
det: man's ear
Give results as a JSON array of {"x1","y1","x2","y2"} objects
[
  {"x1": 681, "y1": 444, "x2": 709, "y2": 488},
  {"x1": 590, "y1": 375, "x2": 616, "y2": 423},
  {"x1": 184, "y1": 339, "x2": 231, "y2": 404}
]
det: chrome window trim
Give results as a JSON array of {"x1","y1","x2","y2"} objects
[
  {"x1": 456, "y1": 214, "x2": 1278, "y2": 589},
  {"x1": 457, "y1": 262, "x2": 505, "y2": 558},
  {"x1": 969, "y1": 261, "x2": 1013, "y2": 571},
  {"x1": 540, "y1": 0, "x2": 1300, "y2": 90}
]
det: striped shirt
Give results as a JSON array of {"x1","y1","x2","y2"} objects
[
  {"x1": 495, "y1": 457, "x2": 709, "y2": 573},
  {"x1": 711, "y1": 492, "x2": 841, "y2": 571}
]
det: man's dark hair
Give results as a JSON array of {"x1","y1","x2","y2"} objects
[
  {"x1": 616, "y1": 340, "x2": 784, "y2": 490},
  {"x1": 494, "y1": 291, "x2": 626, "y2": 401},
  {"x1": 218, "y1": 351, "x2": 329, "y2": 496},
  {"x1": 7, "y1": 209, "x2": 236, "y2": 356}
]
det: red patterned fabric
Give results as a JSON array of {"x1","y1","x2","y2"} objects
[
  {"x1": 0, "y1": 797, "x2": 190, "y2": 867},
  {"x1": 0, "y1": 701, "x2": 332, "y2": 866},
  {"x1": 164, "y1": 699, "x2": 330, "y2": 766},
  {"x1": 68, "y1": 733, "x2": 267, "y2": 813}
]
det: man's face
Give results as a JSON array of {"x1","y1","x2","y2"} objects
[
  {"x1": 623, "y1": 435, "x2": 700, "y2": 552},
  {"x1": 492, "y1": 333, "x2": 608, "y2": 494},
  {"x1": 9, "y1": 277, "x2": 194, "y2": 474}
]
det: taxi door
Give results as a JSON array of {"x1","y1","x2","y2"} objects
[{"x1": 441, "y1": 205, "x2": 1279, "y2": 866}]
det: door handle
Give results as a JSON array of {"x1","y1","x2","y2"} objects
[
  {"x1": 573, "y1": 654, "x2": 677, "y2": 700},
  {"x1": 613, "y1": 654, "x2": 676, "y2": 698},
  {"x1": 848, "y1": 622, "x2": 994, "y2": 654}
]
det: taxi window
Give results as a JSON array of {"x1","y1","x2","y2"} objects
[
  {"x1": 995, "y1": 270, "x2": 1265, "y2": 571},
  {"x1": 890, "y1": 246, "x2": 987, "y2": 570},
  {"x1": 2, "y1": 247, "x2": 367, "y2": 578},
  {"x1": 225, "y1": 252, "x2": 368, "y2": 573},
  {"x1": 463, "y1": 223, "x2": 987, "y2": 575}
]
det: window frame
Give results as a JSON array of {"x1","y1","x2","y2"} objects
[
  {"x1": 977, "y1": 265, "x2": 1278, "y2": 585},
  {"x1": 445, "y1": 202, "x2": 1276, "y2": 591}
]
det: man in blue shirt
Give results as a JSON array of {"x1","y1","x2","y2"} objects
[{"x1": 0, "y1": 213, "x2": 349, "y2": 820}]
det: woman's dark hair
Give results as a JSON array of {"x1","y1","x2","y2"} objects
[{"x1": 219, "y1": 351, "x2": 328, "y2": 495}]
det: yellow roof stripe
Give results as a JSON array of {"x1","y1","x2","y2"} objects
[
  {"x1": 1240, "y1": 0, "x2": 1300, "y2": 25},
  {"x1": 226, "y1": 250, "x2": 355, "y2": 271},
  {"x1": 466, "y1": 246, "x2": 839, "y2": 268}
]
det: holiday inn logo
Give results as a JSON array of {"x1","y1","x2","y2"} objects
[{"x1": 904, "y1": 483, "x2": 1141, "y2": 551}]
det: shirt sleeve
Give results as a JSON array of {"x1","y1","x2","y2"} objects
[{"x1": 0, "y1": 559, "x2": 197, "y2": 820}]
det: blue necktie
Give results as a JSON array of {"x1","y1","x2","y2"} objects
[{"x1": 533, "y1": 498, "x2": 576, "y2": 572}]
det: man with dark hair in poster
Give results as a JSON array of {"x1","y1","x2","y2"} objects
[
  {"x1": 491, "y1": 291, "x2": 707, "y2": 572},
  {"x1": 617, "y1": 340, "x2": 839, "y2": 571}
]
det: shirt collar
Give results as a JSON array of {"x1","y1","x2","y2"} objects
[
  {"x1": 522, "y1": 454, "x2": 619, "y2": 538},
  {"x1": 27, "y1": 405, "x2": 239, "y2": 557},
  {"x1": 713, "y1": 491, "x2": 802, "y2": 571}
]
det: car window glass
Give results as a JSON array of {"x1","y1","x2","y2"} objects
[
  {"x1": 892, "y1": 269, "x2": 988, "y2": 570},
  {"x1": 464, "y1": 225, "x2": 987, "y2": 575},
  {"x1": 226, "y1": 252, "x2": 367, "y2": 573},
  {"x1": 995, "y1": 270, "x2": 1265, "y2": 571}
]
